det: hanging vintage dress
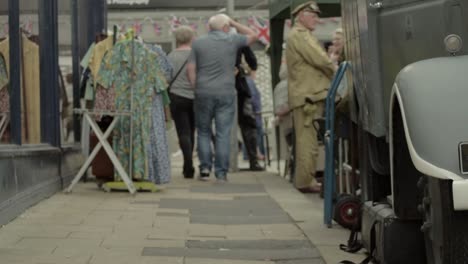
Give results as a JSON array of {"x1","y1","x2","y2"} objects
[
  {"x1": 87, "y1": 37, "x2": 116, "y2": 120},
  {"x1": 0, "y1": 38, "x2": 9, "y2": 123},
  {"x1": 145, "y1": 44, "x2": 173, "y2": 81},
  {"x1": 144, "y1": 43, "x2": 172, "y2": 184},
  {"x1": 21, "y1": 35, "x2": 41, "y2": 143},
  {"x1": 0, "y1": 36, "x2": 40, "y2": 143},
  {"x1": 0, "y1": 54, "x2": 8, "y2": 114},
  {"x1": 97, "y1": 40, "x2": 170, "y2": 182}
]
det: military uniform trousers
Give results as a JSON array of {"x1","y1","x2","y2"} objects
[{"x1": 292, "y1": 102, "x2": 324, "y2": 189}]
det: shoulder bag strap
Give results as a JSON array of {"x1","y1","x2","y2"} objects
[{"x1": 167, "y1": 58, "x2": 189, "y2": 91}]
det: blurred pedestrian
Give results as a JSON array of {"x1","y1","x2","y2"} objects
[
  {"x1": 330, "y1": 28, "x2": 344, "y2": 65},
  {"x1": 235, "y1": 46, "x2": 264, "y2": 171},
  {"x1": 168, "y1": 26, "x2": 197, "y2": 179},
  {"x1": 187, "y1": 14, "x2": 257, "y2": 182}
]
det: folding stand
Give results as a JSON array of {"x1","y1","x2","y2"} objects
[{"x1": 65, "y1": 109, "x2": 137, "y2": 194}]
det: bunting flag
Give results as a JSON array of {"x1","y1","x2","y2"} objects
[
  {"x1": 132, "y1": 20, "x2": 143, "y2": 34},
  {"x1": 119, "y1": 23, "x2": 127, "y2": 33},
  {"x1": 180, "y1": 16, "x2": 197, "y2": 30},
  {"x1": 169, "y1": 15, "x2": 181, "y2": 33},
  {"x1": 21, "y1": 18, "x2": 33, "y2": 34},
  {"x1": 248, "y1": 16, "x2": 270, "y2": 46},
  {"x1": 153, "y1": 21, "x2": 162, "y2": 36}
]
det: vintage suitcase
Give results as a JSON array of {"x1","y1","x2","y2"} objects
[
  {"x1": 90, "y1": 132, "x2": 114, "y2": 182},
  {"x1": 361, "y1": 201, "x2": 426, "y2": 264}
]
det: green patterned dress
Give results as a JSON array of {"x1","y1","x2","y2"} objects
[{"x1": 97, "y1": 40, "x2": 168, "y2": 181}]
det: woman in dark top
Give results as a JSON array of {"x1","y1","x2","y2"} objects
[{"x1": 168, "y1": 26, "x2": 196, "y2": 178}]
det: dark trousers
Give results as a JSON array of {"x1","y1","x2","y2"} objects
[
  {"x1": 238, "y1": 96, "x2": 258, "y2": 164},
  {"x1": 169, "y1": 93, "x2": 195, "y2": 174}
]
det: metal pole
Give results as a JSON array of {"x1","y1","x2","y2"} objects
[
  {"x1": 227, "y1": 0, "x2": 238, "y2": 172},
  {"x1": 8, "y1": 0, "x2": 21, "y2": 145},
  {"x1": 39, "y1": 0, "x2": 61, "y2": 147},
  {"x1": 71, "y1": 0, "x2": 81, "y2": 142}
]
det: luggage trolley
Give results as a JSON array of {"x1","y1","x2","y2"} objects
[{"x1": 322, "y1": 62, "x2": 361, "y2": 229}]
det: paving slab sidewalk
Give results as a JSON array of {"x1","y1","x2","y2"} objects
[{"x1": 0, "y1": 164, "x2": 365, "y2": 264}]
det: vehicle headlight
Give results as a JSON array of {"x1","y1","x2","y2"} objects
[{"x1": 444, "y1": 34, "x2": 463, "y2": 54}]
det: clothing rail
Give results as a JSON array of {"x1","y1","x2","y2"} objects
[{"x1": 65, "y1": 109, "x2": 136, "y2": 194}]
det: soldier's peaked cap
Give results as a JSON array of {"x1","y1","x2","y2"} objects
[{"x1": 291, "y1": 1, "x2": 321, "y2": 17}]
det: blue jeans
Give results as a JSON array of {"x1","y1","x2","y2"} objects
[{"x1": 194, "y1": 94, "x2": 236, "y2": 179}]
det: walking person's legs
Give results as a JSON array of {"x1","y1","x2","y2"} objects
[
  {"x1": 213, "y1": 95, "x2": 236, "y2": 180},
  {"x1": 194, "y1": 95, "x2": 216, "y2": 178},
  {"x1": 239, "y1": 120, "x2": 263, "y2": 170},
  {"x1": 170, "y1": 94, "x2": 195, "y2": 178},
  {"x1": 238, "y1": 97, "x2": 263, "y2": 171}
]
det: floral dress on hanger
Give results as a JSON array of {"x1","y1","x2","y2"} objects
[{"x1": 97, "y1": 40, "x2": 170, "y2": 183}]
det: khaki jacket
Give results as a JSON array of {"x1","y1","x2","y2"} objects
[{"x1": 286, "y1": 23, "x2": 335, "y2": 109}]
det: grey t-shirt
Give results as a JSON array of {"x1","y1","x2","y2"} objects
[
  {"x1": 189, "y1": 31, "x2": 247, "y2": 96},
  {"x1": 168, "y1": 50, "x2": 194, "y2": 99}
]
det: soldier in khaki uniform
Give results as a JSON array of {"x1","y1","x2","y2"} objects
[{"x1": 286, "y1": 1, "x2": 336, "y2": 193}]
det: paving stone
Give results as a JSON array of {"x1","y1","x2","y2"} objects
[
  {"x1": 156, "y1": 208, "x2": 190, "y2": 214},
  {"x1": 275, "y1": 259, "x2": 325, "y2": 264},
  {"x1": 159, "y1": 196, "x2": 290, "y2": 225},
  {"x1": 154, "y1": 216, "x2": 190, "y2": 228},
  {"x1": 101, "y1": 237, "x2": 185, "y2": 248},
  {"x1": 89, "y1": 248, "x2": 184, "y2": 264},
  {"x1": 90, "y1": 255, "x2": 184, "y2": 264},
  {"x1": 142, "y1": 247, "x2": 320, "y2": 261},
  {"x1": 146, "y1": 227, "x2": 188, "y2": 240},
  {"x1": 188, "y1": 224, "x2": 226, "y2": 237},
  {"x1": 68, "y1": 231, "x2": 108, "y2": 239},
  {"x1": 261, "y1": 224, "x2": 304, "y2": 238},
  {"x1": 186, "y1": 258, "x2": 275, "y2": 264},
  {"x1": 0, "y1": 232, "x2": 22, "y2": 247},
  {"x1": 0, "y1": 227, "x2": 71, "y2": 239},
  {"x1": 191, "y1": 215, "x2": 291, "y2": 225},
  {"x1": 114, "y1": 219, "x2": 154, "y2": 228},
  {"x1": 156, "y1": 212, "x2": 189, "y2": 217},
  {"x1": 225, "y1": 225, "x2": 265, "y2": 239},
  {"x1": 186, "y1": 239, "x2": 312, "y2": 250},
  {"x1": 190, "y1": 184, "x2": 266, "y2": 194},
  {"x1": 130, "y1": 200, "x2": 160, "y2": 205},
  {"x1": 14, "y1": 237, "x2": 102, "y2": 251},
  {"x1": 1, "y1": 253, "x2": 92, "y2": 264}
]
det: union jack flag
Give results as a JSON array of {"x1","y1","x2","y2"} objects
[{"x1": 248, "y1": 16, "x2": 270, "y2": 46}]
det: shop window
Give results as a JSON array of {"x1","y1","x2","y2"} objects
[
  {"x1": 58, "y1": 0, "x2": 74, "y2": 144},
  {"x1": 0, "y1": 51, "x2": 9, "y2": 144},
  {"x1": 0, "y1": 1, "x2": 41, "y2": 144},
  {"x1": 19, "y1": 4, "x2": 41, "y2": 144},
  {"x1": 0, "y1": 3, "x2": 10, "y2": 145}
]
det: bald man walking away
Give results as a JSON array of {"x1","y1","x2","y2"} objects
[{"x1": 187, "y1": 14, "x2": 257, "y2": 182}]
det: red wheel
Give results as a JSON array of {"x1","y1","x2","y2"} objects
[{"x1": 333, "y1": 195, "x2": 361, "y2": 230}]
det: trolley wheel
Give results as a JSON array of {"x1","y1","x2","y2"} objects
[{"x1": 333, "y1": 194, "x2": 361, "y2": 230}]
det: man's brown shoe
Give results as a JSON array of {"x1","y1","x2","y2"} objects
[{"x1": 298, "y1": 185, "x2": 321, "y2": 193}]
